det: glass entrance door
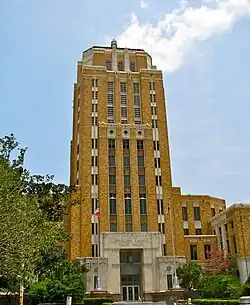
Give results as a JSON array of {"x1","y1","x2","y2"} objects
[{"x1": 122, "y1": 286, "x2": 139, "y2": 301}]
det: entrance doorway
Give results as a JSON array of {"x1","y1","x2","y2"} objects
[
  {"x1": 122, "y1": 286, "x2": 139, "y2": 301},
  {"x1": 120, "y1": 250, "x2": 142, "y2": 301}
]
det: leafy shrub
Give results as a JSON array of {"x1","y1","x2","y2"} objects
[
  {"x1": 192, "y1": 299, "x2": 239, "y2": 305},
  {"x1": 242, "y1": 283, "x2": 250, "y2": 296},
  {"x1": 84, "y1": 298, "x2": 113, "y2": 305},
  {"x1": 199, "y1": 275, "x2": 244, "y2": 299},
  {"x1": 177, "y1": 262, "x2": 204, "y2": 290}
]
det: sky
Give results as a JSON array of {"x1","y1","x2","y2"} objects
[{"x1": 0, "y1": 0, "x2": 250, "y2": 205}]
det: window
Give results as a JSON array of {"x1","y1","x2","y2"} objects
[
  {"x1": 92, "y1": 156, "x2": 98, "y2": 167},
  {"x1": 157, "y1": 199, "x2": 164, "y2": 215},
  {"x1": 184, "y1": 228, "x2": 189, "y2": 235},
  {"x1": 150, "y1": 94, "x2": 156, "y2": 103},
  {"x1": 124, "y1": 175, "x2": 131, "y2": 185},
  {"x1": 108, "y1": 139, "x2": 115, "y2": 149},
  {"x1": 137, "y1": 140, "x2": 144, "y2": 150},
  {"x1": 92, "y1": 117, "x2": 98, "y2": 126},
  {"x1": 231, "y1": 221, "x2": 234, "y2": 229},
  {"x1": 137, "y1": 156, "x2": 144, "y2": 167},
  {"x1": 155, "y1": 176, "x2": 162, "y2": 186},
  {"x1": 107, "y1": 81, "x2": 114, "y2": 122},
  {"x1": 158, "y1": 223, "x2": 165, "y2": 234},
  {"x1": 123, "y1": 156, "x2": 130, "y2": 167},
  {"x1": 204, "y1": 244, "x2": 211, "y2": 259},
  {"x1": 109, "y1": 197, "x2": 117, "y2": 215},
  {"x1": 194, "y1": 207, "x2": 201, "y2": 221},
  {"x1": 140, "y1": 197, "x2": 147, "y2": 215},
  {"x1": 109, "y1": 175, "x2": 116, "y2": 185},
  {"x1": 121, "y1": 107, "x2": 127, "y2": 118},
  {"x1": 182, "y1": 206, "x2": 188, "y2": 221},
  {"x1": 130, "y1": 61, "x2": 135, "y2": 72},
  {"x1": 152, "y1": 120, "x2": 158, "y2": 128},
  {"x1": 154, "y1": 158, "x2": 160, "y2": 168},
  {"x1": 106, "y1": 60, "x2": 112, "y2": 70},
  {"x1": 163, "y1": 244, "x2": 166, "y2": 256},
  {"x1": 134, "y1": 108, "x2": 141, "y2": 119},
  {"x1": 92, "y1": 79, "x2": 98, "y2": 87},
  {"x1": 123, "y1": 139, "x2": 129, "y2": 149},
  {"x1": 109, "y1": 155, "x2": 116, "y2": 167},
  {"x1": 153, "y1": 141, "x2": 160, "y2": 150},
  {"x1": 139, "y1": 175, "x2": 145, "y2": 186},
  {"x1": 140, "y1": 222, "x2": 147, "y2": 232},
  {"x1": 125, "y1": 196, "x2": 132, "y2": 215},
  {"x1": 92, "y1": 223, "x2": 98, "y2": 235},
  {"x1": 225, "y1": 223, "x2": 228, "y2": 232},
  {"x1": 92, "y1": 104, "x2": 98, "y2": 112},
  {"x1": 118, "y1": 61, "x2": 124, "y2": 71},
  {"x1": 196, "y1": 228, "x2": 202, "y2": 235},
  {"x1": 92, "y1": 174, "x2": 98, "y2": 185},
  {"x1": 110, "y1": 222, "x2": 117, "y2": 232},
  {"x1": 219, "y1": 208, "x2": 223, "y2": 213},
  {"x1": 125, "y1": 222, "x2": 132, "y2": 232},
  {"x1": 227, "y1": 239, "x2": 230, "y2": 253},
  {"x1": 149, "y1": 82, "x2": 155, "y2": 91},
  {"x1": 167, "y1": 274, "x2": 173, "y2": 290},
  {"x1": 233, "y1": 237, "x2": 237, "y2": 254},
  {"x1": 190, "y1": 244, "x2": 198, "y2": 260},
  {"x1": 92, "y1": 139, "x2": 98, "y2": 148},
  {"x1": 93, "y1": 275, "x2": 98, "y2": 290},
  {"x1": 107, "y1": 106, "x2": 114, "y2": 118}
]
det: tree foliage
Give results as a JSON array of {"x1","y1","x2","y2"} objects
[
  {"x1": 28, "y1": 248, "x2": 87, "y2": 303},
  {"x1": 204, "y1": 250, "x2": 237, "y2": 276},
  {"x1": 0, "y1": 134, "x2": 69, "y2": 290},
  {"x1": 176, "y1": 262, "x2": 204, "y2": 290},
  {"x1": 199, "y1": 275, "x2": 244, "y2": 299}
]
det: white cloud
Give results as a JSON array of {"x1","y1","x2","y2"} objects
[
  {"x1": 118, "y1": 0, "x2": 250, "y2": 72},
  {"x1": 140, "y1": 0, "x2": 148, "y2": 9}
]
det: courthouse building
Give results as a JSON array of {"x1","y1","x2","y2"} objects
[{"x1": 68, "y1": 40, "x2": 249, "y2": 301}]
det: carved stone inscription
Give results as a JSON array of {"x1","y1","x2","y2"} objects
[{"x1": 111, "y1": 233, "x2": 152, "y2": 248}]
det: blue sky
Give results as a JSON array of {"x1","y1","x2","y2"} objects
[{"x1": 0, "y1": 0, "x2": 249, "y2": 205}]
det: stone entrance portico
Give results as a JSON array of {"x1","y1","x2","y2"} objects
[{"x1": 79, "y1": 232, "x2": 186, "y2": 301}]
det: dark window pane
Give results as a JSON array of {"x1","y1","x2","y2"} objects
[
  {"x1": 123, "y1": 139, "x2": 130, "y2": 149},
  {"x1": 190, "y1": 244, "x2": 198, "y2": 260},
  {"x1": 182, "y1": 206, "x2": 188, "y2": 221},
  {"x1": 194, "y1": 207, "x2": 201, "y2": 221},
  {"x1": 139, "y1": 175, "x2": 145, "y2": 186},
  {"x1": 137, "y1": 156, "x2": 144, "y2": 167},
  {"x1": 196, "y1": 228, "x2": 202, "y2": 235},
  {"x1": 204, "y1": 244, "x2": 211, "y2": 259}
]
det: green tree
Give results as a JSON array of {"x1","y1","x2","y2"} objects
[
  {"x1": 28, "y1": 248, "x2": 87, "y2": 303},
  {"x1": 199, "y1": 275, "x2": 244, "y2": 299},
  {"x1": 176, "y1": 262, "x2": 204, "y2": 290},
  {"x1": 0, "y1": 134, "x2": 69, "y2": 290}
]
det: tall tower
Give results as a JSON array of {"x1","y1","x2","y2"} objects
[{"x1": 69, "y1": 41, "x2": 183, "y2": 300}]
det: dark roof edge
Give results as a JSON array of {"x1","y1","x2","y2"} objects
[{"x1": 83, "y1": 46, "x2": 152, "y2": 59}]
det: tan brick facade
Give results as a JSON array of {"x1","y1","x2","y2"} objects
[{"x1": 68, "y1": 42, "x2": 249, "y2": 287}]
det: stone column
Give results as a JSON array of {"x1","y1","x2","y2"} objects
[{"x1": 124, "y1": 48, "x2": 130, "y2": 72}]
